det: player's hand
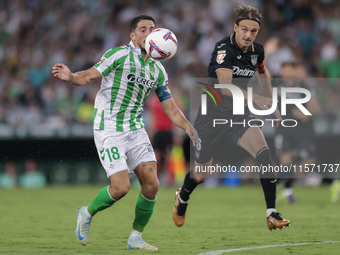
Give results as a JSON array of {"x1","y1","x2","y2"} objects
[
  {"x1": 52, "y1": 63, "x2": 72, "y2": 82},
  {"x1": 253, "y1": 95, "x2": 282, "y2": 127},
  {"x1": 253, "y1": 94, "x2": 273, "y2": 110},
  {"x1": 186, "y1": 124, "x2": 199, "y2": 147}
]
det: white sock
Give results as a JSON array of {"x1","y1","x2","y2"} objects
[
  {"x1": 130, "y1": 229, "x2": 142, "y2": 237},
  {"x1": 84, "y1": 206, "x2": 92, "y2": 219},
  {"x1": 284, "y1": 188, "x2": 294, "y2": 197},
  {"x1": 267, "y1": 208, "x2": 276, "y2": 218}
]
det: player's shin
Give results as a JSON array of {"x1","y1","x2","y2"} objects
[
  {"x1": 179, "y1": 169, "x2": 201, "y2": 202},
  {"x1": 256, "y1": 148, "x2": 277, "y2": 212},
  {"x1": 87, "y1": 185, "x2": 116, "y2": 216},
  {"x1": 132, "y1": 192, "x2": 156, "y2": 235}
]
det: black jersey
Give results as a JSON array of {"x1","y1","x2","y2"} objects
[
  {"x1": 200, "y1": 33, "x2": 265, "y2": 118},
  {"x1": 194, "y1": 33, "x2": 266, "y2": 163}
]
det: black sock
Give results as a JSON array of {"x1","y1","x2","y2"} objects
[
  {"x1": 285, "y1": 178, "x2": 293, "y2": 189},
  {"x1": 256, "y1": 148, "x2": 276, "y2": 209},
  {"x1": 179, "y1": 170, "x2": 200, "y2": 202}
]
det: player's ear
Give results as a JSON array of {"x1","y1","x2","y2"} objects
[
  {"x1": 130, "y1": 32, "x2": 135, "y2": 41},
  {"x1": 234, "y1": 23, "x2": 238, "y2": 32}
]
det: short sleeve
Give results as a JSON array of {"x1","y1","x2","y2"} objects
[
  {"x1": 93, "y1": 47, "x2": 126, "y2": 77},
  {"x1": 257, "y1": 44, "x2": 265, "y2": 68},
  {"x1": 155, "y1": 63, "x2": 169, "y2": 89},
  {"x1": 155, "y1": 63, "x2": 172, "y2": 102},
  {"x1": 211, "y1": 43, "x2": 233, "y2": 73}
]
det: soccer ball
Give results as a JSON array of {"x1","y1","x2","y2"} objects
[{"x1": 145, "y1": 28, "x2": 178, "y2": 62}]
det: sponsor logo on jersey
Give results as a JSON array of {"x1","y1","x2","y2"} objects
[
  {"x1": 126, "y1": 73, "x2": 156, "y2": 87},
  {"x1": 237, "y1": 55, "x2": 242, "y2": 59},
  {"x1": 217, "y1": 50, "x2": 226, "y2": 54},
  {"x1": 127, "y1": 73, "x2": 136, "y2": 82},
  {"x1": 216, "y1": 54, "x2": 226, "y2": 64},
  {"x1": 251, "y1": 55, "x2": 258, "y2": 66},
  {"x1": 232, "y1": 66, "x2": 256, "y2": 77}
]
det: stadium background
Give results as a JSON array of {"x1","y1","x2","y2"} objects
[{"x1": 0, "y1": 0, "x2": 340, "y2": 186}]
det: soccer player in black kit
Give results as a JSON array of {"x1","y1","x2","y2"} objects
[{"x1": 172, "y1": 3, "x2": 290, "y2": 230}]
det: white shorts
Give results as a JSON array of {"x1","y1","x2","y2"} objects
[{"x1": 93, "y1": 128, "x2": 156, "y2": 178}]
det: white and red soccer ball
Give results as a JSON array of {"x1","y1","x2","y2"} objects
[{"x1": 145, "y1": 28, "x2": 178, "y2": 62}]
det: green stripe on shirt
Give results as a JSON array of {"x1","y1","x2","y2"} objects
[
  {"x1": 94, "y1": 47, "x2": 125, "y2": 69},
  {"x1": 100, "y1": 110, "x2": 104, "y2": 130},
  {"x1": 93, "y1": 108, "x2": 98, "y2": 126},
  {"x1": 110, "y1": 55, "x2": 129, "y2": 114},
  {"x1": 116, "y1": 52, "x2": 136, "y2": 131}
]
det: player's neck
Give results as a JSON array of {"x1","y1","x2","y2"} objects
[{"x1": 143, "y1": 53, "x2": 150, "y2": 63}]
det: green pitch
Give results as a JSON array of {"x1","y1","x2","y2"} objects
[{"x1": 1, "y1": 185, "x2": 340, "y2": 254}]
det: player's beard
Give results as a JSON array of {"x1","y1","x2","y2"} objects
[{"x1": 139, "y1": 40, "x2": 147, "y2": 54}]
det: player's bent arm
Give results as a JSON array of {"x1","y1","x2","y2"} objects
[
  {"x1": 256, "y1": 66, "x2": 282, "y2": 125},
  {"x1": 52, "y1": 63, "x2": 101, "y2": 86},
  {"x1": 216, "y1": 69, "x2": 248, "y2": 99},
  {"x1": 256, "y1": 66, "x2": 273, "y2": 98},
  {"x1": 160, "y1": 98, "x2": 198, "y2": 146},
  {"x1": 161, "y1": 98, "x2": 190, "y2": 130},
  {"x1": 217, "y1": 69, "x2": 265, "y2": 104},
  {"x1": 69, "y1": 67, "x2": 101, "y2": 86},
  {"x1": 217, "y1": 68, "x2": 275, "y2": 111}
]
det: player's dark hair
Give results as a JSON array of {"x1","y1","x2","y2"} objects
[
  {"x1": 130, "y1": 14, "x2": 155, "y2": 32},
  {"x1": 234, "y1": 3, "x2": 263, "y2": 25}
]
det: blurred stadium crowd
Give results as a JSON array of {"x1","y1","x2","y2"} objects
[{"x1": 0, "y1": 0, "x2": 340, "y2": 131}]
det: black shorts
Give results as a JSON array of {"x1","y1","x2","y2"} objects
[
  {"x1": 153, "y1": 131, "x2": 173, "y2": 152},
  {"x1": 274, "y1": 124, "x2": 316, "y2": 160},
  {"x1": 194, "y1": 109, "x2": 261, "y2": 164}
]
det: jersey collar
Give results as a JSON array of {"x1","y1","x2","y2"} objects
[
  {"x1": 128, "y1": 40, "x2": 156, "y2": 64},
  {"x1": 230, "y1": 32, "x2": 254, "y2": 53},
  {"x1": 129, "y1": 41, "x2": 142, "y2": 55}
]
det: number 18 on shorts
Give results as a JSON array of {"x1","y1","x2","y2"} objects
[{"x1": 94, "y1": 129, "x2": 157, "y2": 177}]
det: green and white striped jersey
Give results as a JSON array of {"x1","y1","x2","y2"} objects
[{"x1": 93, "y1": 41, "x2": 170, "y2": 132}]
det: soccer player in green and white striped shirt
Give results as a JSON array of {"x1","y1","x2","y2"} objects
[{"x1": 52, "y1": 14, "x2": 198, "y2": 250}]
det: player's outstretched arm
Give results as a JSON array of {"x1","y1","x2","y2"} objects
[
  {"x1": 217, "y1": 69, "x2": 272, "y2": 109},
  {"x1": 256, "y1": 66, "x2": 282, "y2": 126},
  {"x1": 161, "y1": 98, "x2": 198, "y2": 147},
  {"x1": 52, "y1": 64, "x2": 101, "y2": 86}
]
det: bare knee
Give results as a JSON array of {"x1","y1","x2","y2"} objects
[
  {"x1": 147, "y1": 179, "x2": 160, "y2": 194},
  {"x1": 141, "y1": 179, "x2": 159, "y2": 199},
  {"x1": 109, "y1": 183, "x2": 130, "y2": 200}
]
